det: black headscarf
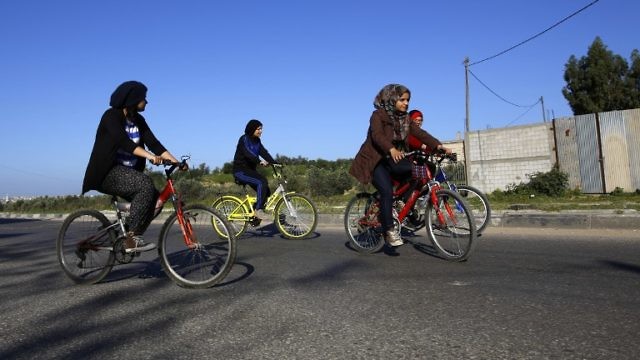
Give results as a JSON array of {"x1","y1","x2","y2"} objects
[{"x1": 109, "y1": 81, "x2": 148, "y2": 109}]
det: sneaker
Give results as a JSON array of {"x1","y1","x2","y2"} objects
[
  {"x1": 124, "y1": 233, "x2": 156, "y2": 253},
  {"x1": 384, "y1": 230, "x2": 404, "y2": 247},
  {"x1": 254, "y1": 209, "x2": 270, "y2": 221}
]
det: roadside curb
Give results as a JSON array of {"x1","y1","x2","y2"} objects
[{"x1": 2, "y1": 210, "x2": 640, "y2": 230}]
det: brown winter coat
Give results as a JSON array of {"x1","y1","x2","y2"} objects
[{"x1": 349, "y1": 109, "x2": 442, "y2": 184}]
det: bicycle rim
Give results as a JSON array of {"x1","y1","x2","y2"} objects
[
  {"x1": 275, "y1": 194, "x2": 318, "y2": 239},
  {"x1": 212, "y1": 197, "x2": 248, "y2": 238},
  {"x1": 56, "y1": 210, "x2": 116, "y2": 284},
  {"x1": 344, "y1": 193, "x2": 385, "y2": 254},
  {"x1": 159, "y1": 205, "x2": 237, "y2": 288},
  {"x1": 426, "y1": 189, "x2": 477, "y2": 261},
  {"x1": 456, "y1": 185, "x2": 491, "y2": 233}
]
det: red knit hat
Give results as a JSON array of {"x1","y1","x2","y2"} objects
[{"x1": 409, "y1": 110, "x2": 423, "y2": 120}]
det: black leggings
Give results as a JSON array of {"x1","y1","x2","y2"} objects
[
  {"x1": 100, "y1": 165, "x2": 158, "y2": 235},
  {"x1": 371, "y1": 158, "x2": 412, "y2": 231}
]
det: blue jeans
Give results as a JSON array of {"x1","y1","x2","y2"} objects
[
  {"x1": 371, "y1": 158, "x2": 412, "y2": 231},
  {"x1": 234, "y1": 169, "x2": 271, "y2": 210}
]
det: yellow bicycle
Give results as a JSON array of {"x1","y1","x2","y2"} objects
[{"x1": 212, "y1": 164, "x2": 318, "y2": 239}]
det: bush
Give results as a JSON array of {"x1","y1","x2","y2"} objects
[{"x1": 505, "y1": 167, "x2": 569, "y2": 197}]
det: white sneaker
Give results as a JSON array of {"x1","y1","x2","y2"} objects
[
  {"x1": 384, "y1": 230, "x2": 404, "y2": 247},
  {"x1": 254, "y1": 209, "x2": 270, "y2": 221}
]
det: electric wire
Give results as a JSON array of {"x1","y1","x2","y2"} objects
[
  {"x1": 468, "y1": 68, "x2": 539, "y2": 108},
  {"x1": 469, "y1": 0, "x2": 600, "y2": 66},
  {"x1": 505, "y1": 101, "x2": 540, "y2": 127}
]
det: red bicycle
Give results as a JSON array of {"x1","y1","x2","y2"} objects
[
  {"x1": 56, "y1": 156, "x2": 237, "y2": 288},
  {"x1": 344, "y1": 150, "x2": 477, "y2": 261}
]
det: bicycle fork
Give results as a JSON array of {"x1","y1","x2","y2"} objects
[
  {"x1": 273, "y1": 185, "x2": 299, "y2": 218},
  {"x1": 172, "y1": 196, "x2": 200, "y2": 250}
]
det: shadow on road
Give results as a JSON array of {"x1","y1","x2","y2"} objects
[{"x1": 600, "y1": 259, "x2": 640, "y2": 275}]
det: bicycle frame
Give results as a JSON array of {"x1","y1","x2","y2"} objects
[
  {"x1": 224, "y1": 165, "x2": 295, "y2": 221},
  {"x1": 371, "y1": 150, "x2": 459, "y2": 228},
  {"x1": 112, "y1": 157, "x2": 196, "y2": 248},
  {"x1": 432, "y1": 153, "x2": 467, "y2": 214}
]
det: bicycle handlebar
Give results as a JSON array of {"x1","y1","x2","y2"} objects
[
  {"x1": 158, "y1": 155, "x2": 190, "y2": 176},
  {"x1": 402, "y1": 149, "x2": 457, "y2": 163}
]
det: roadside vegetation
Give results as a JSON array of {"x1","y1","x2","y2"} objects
[{"x1": 2, "y1": 158, "x2": 639, "y2": 215}]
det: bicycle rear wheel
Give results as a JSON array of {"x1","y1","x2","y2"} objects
[
  {"x1": 455, "y1": 185, "x2": 491, "y2": 233},
  {"x1": 426, "y1": 189, "x2": 477, "y2": 261},
  {"x1": 56, "y1": 209, "x2": 116, "y2": 285},
  {"x1": 344, "y1": 192, "x2": 385, "y2": 254},
  {"x1": 211, "y1": 196, "x2": 249, "y2": 238},
  {"x1": 158, "y1": 205, "x2": 237, "y2": 288},
  {"x1": 274, "y1": 193, "x2": 318, "y2": 239}
]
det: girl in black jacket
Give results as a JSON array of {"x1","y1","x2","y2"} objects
[
  {"x1": 232, "y1": 119, "x2": 277, "y2": 221},
  {"x1": 82, "y1": 81, "x2": 181, "y2": 253}
]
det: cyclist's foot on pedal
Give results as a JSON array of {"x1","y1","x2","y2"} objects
[
  {"x1": 254, "y1": 209, "x2": 271, "y2": 223},
  {"x1": 124, "y1": 233, "x2": 156, "y2": 253},
  {"x1": 384, "y1": 230, "x2": 404, "y2": 247}
]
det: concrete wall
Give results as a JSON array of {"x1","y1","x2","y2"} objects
[{"x1": 465, "y1": 123, "x2": 556, "y2": 193}]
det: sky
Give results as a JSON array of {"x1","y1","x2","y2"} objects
[{"x1": 1, "y1": 0, "x2": 637, "y2": 197}]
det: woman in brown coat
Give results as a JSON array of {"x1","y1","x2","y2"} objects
[{"x1": 349, "y1": 84, "x2": 449, "y2": 246}]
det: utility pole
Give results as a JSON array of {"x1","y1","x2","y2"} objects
[
  {"x1": 464, "y1": 57, "x2": 470, "y2": 133},
  {"x1": 540, "y1": 96, "x2": 546, "y2": 122},
  {"x1": 463, "y1": 57, "x2": 471, "y2": 185}
]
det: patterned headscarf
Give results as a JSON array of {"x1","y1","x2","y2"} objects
[{"x1": 373, "y1": 84, "x2": 411, "y2": 143}]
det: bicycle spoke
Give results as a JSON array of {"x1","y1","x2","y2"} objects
[
  {"x1": 159, "y1": 205, "x2": 236, "y2": 288},
  {"x1": 57, "y1": 210, "x2": 116, "y2": 284}
]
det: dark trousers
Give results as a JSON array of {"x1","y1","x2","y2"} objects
[
  {"x1": 234, "y1": 169, "x2": 271, "y2": 210},
  {"x1": 100, "y1": 165, "x2": 159, "y2": 235},
  {"x1": 371, "y1": 158, "x2": 412, "y2": 231}
]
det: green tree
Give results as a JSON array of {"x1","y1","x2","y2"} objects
[
  {"x1": 627, "y1": 49, "x2": 640, "y2": 109},
  {"x1": 562, "y1": 37, "x2": 640, "y2": 115}
]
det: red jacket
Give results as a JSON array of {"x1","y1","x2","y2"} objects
[{"x1": 407, "y1": 134, "x2": 434, "y2": 152}]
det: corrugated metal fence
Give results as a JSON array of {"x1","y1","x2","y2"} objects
[{"x1": 554, "y1": 108, "x2": 640, "y2": 193}]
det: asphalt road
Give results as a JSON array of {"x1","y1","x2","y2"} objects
[{"x1": 1, "y1": 219, "x2": 639, "y2": 359}]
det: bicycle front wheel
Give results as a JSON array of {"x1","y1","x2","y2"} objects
[
  {"x1": 158, "y1": 205, "x2": 237, "y2": 288},
  {"x1": 456, "y1": 185, "x2": 491, "y2": 233},
  {"x1": 344, "y1": 193, "x2": 385, "y2": 254},
  {"x1": 56, "y1": 209, "x2": 116, "y2": 285},
  {"x1": 211, "y1": 196, "x2": 249, "y2": 238},
  {"x1": 426, "y1": 189, "x2": 477, "y2": 261},
  {"x1": 274, "y1": 193, "x2": 318, "y2": 239}
]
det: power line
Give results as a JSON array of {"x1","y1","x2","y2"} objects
[
  {"x1": 470, "y1": 0, "x2": 601, "y2": 66},
  {"x1": 468, "y1": 69, "x2": 540, "y2": 108},
  {"x1": 505, "y1": 102, "x2": 540, "y2": 127}
]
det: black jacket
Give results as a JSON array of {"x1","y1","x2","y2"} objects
[
  {"x1": 232, "y1": 134, "x2": 276, "y2": 174},
  {"x1": 82, "y1": 108, "x2": 167, "y2": 194}
]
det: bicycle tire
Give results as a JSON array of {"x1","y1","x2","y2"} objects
[
  {"x1": 344, "y1": 192, "x2": 385, "y2": 254},
  {"x1": 158, "y1": 205, "x2": 237, "y2": 288},
  {"x1": 455, "y1": 185, "x2": 491, "y2": 233},
  {"x1": 56, "y1": 209, "x2": 116, "y2": 285},
  {"x1": 426, "y1": 189, "x2": 477, "y2": 261},
  {"x1": 274, "y1": 193, "x2": 318, "y2": 239},
  {"x1": 211, "y1": 196, "x2": 249, "y2": 238}
]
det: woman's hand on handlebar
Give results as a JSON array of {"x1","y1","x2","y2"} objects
[
  {"x1": 149, "y1": 155, "x2": 164, "y2": 165},
  {"x1": 390, "y1": 148, "x2": 404, "y2": 163},
  {"x1": 437, "y1": 145, "x2": 453, "y2": 155}
]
